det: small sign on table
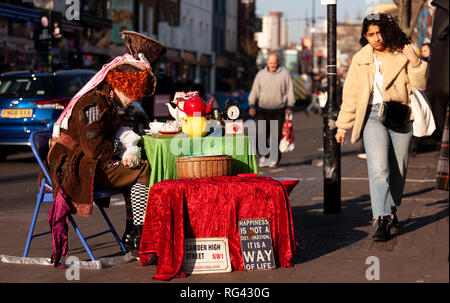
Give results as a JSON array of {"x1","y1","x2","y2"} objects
[
  {"x1": 239, "y1": 218, "x2": 275, "y2": 271},
  {"x1": 183, "y1": 237, "x2": 232, "y2": 274}
]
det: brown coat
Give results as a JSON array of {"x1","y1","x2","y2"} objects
[
  {"x1": 336, "y1": 44, "x2": 428, "y2": 143},
  {"x1": 48, "y1": 83, "x2": 121, "y2": 216}
]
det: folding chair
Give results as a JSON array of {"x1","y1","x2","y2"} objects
[{"x1": 23, "y1": 130, "x2": 127, "y2": 261}]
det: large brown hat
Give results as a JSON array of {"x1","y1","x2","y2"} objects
[{"x1": 121, "y1": 31, "x2": 167, "y2": 67}]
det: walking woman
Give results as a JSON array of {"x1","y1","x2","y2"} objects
[{"x1": 335, "y1": 14, "x2": 427, "y2": 241}]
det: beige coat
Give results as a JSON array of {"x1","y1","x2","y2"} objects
[{"x1": 336, "y1": 44, "x2": 428, "y2": 143}]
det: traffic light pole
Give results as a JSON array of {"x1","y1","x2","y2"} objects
[
  {"x1": 323, "y1": 1, "x2": 341, "y2": 214},
  {"x1": 311, "y1": 0, "x2": 315, "y2": 73}
]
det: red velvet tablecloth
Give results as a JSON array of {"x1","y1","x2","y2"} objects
[{"x1": 138, "y1": 176, "x2": 296, "y2": 281}]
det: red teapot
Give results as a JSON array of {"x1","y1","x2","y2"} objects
[{"x1": 177, "y1": 95, "x2": 214, "y2": 117}]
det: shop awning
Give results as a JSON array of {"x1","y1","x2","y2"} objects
[
  {"x1": 80, "y1": 14, "x2": 112, "y2": 28},
  {"x1": 183, "y1": 51, "x2": 198, "y2": 65},
  {"x1": 0, "y1": 4, "x2": 40, "y2": 22},
  {"x1": 61, "y1": 20, "x2": 83, "y2": 33},
  {"x1": 165, "y1": 49, "x2": 181, "y2": 63}
]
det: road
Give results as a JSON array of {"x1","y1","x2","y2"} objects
[{"x1": 0, "y1": 107, "x2": 447, "y2": 288}]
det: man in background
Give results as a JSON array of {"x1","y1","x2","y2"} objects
[
  {"x1": 420, "y1": 43, "x2": 431, "y2": 62},
  {"x1": 248, "y1": 52, "x2": 296, "y2": 168}
]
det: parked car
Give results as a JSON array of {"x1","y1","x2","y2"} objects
[{"x1": 0, "y1": 69, "x2": 149, "y2": 161}]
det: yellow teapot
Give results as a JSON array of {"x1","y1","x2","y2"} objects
[{"x1": 180, "y1": 116, "x2": 209, "y2": 137}]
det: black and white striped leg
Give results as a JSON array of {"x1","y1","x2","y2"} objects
[{"x1": 130, "y1": 182, "x2": 148, "y2": 226}]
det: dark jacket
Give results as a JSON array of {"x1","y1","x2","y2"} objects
[
  {"x1": 426, "y1": 0, "x2": 449, "y2": 100},
  {"x1": 48, "y1": 83, "x2": 120, "y2": 216}
]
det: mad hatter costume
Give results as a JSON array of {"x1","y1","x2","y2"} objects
[{"x1": 47, "y1": 32, "x2": 166, "y2": 263}]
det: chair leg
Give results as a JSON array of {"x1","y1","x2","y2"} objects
[
  {"x1": 25, "y1": 195, "x2": 127, "y2": 261},
  {"x1": 68, "y1": 215, "x2": 97, "y2": 261},
  {"x1": 23, "y1": 183, "x2": 46, "y2": 258},
  {"x1": 96, "y1": 203, "x2": 127, "y2": 253}
]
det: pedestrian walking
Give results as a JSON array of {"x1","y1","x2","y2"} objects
[
  {"x1": 419, "y1": 43, "x2": 431, "y2": 62},
  {"x1": 426, "y1": 0, "x2": 449, "y2": 191},
  {"x1": 306, "y1": 73, "x2": 324, "y2": 115},
  {"x1": 248, "y1": 52, "x2": 296, "y2": 167},
  {"x1": 335, "y1": 13, "x2": 427, "y2": 241}
]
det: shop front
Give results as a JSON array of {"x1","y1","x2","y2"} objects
[
  {"x1": 0, "y1": 4, "x2": 40, "y2": 72},
  {"x1": 164, "y1": 48, "x2": 181, "y2": 80},
  {"x1": 182, "y1": 50, "x2": 198, "y2": 82}
]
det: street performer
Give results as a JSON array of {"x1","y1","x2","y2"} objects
[{"x1": 46, "y1": 31, "x2": 166, "y2": 264}]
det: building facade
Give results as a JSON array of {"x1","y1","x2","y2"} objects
[
  {"x1": 179, "y1": 0, "x2": 214, "y2": 93},
  {"x1": 225, "y1": 0, "x2": 238, "y2": 54},
  {"x1": 0, "y1": 0, "x2": 245, "y2": 96},
  {"x1": 255, "y1": 11, "x2": 289, "y2": 51},
  {"x1": 237, "y1": 0, "x2": 259, "y2": 91}
]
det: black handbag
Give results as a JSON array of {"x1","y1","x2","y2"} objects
[{"x1": 378, "y1": 101, "x2": 411, "y2": 129}]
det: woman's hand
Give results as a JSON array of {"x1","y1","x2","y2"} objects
[
  {"x1": 402, "y1": 44, "x2": 420, "y2": 66},
  {"x1": 335, "y1": 131, "x2": 346, "y2": 144}
]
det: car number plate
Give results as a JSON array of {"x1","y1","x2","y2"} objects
[{"x1": 1, "y1": 109, "x2": 33, "y2": 118}]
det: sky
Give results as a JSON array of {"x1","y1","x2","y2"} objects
[{"x1": 255, "y1": 0, "x2": 393, "y2": 44}]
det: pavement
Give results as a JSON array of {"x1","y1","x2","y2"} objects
[{"x1": 0, "y1": 108, "x2": 448, "y2": 294}]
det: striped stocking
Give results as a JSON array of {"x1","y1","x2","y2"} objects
[{"x1": 130, "y1": 183, "x2": 149, "y2": 225}]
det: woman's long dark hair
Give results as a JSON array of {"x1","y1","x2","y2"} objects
[{"x1": 359, "y1": 13, "x2": 411, "y2": 52}]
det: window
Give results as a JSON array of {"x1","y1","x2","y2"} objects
[
  {"x1": 57, "y1": 75, "x2": 90, "y2": 96},
  {"x1": 0, "y1": 77, "x2": 54, "y2": 98}
]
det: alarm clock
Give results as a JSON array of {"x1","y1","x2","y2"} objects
[
  {"x1": 222, "y1": 99, "x2": 244, "y2": 136},
  {"x1": 223, "y1": 99, "x2": 241, "y2": 121}
]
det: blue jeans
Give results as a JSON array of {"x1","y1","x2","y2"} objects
[{"x1": 363, "y1": 104, "x2": 413, "y2": 219}]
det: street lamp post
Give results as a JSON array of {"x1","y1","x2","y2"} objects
[
  {"x1": 311, "y1": 0, "x2": 315, "y2": 73},
  {"x1": 322, "y1": 0, "x2": 341, "y2": 214}
]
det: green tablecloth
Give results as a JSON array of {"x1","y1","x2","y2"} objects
[{"x1": 142, "y1": 135, "x2": 258, "y2": 188}]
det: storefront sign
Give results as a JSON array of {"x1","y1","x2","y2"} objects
[
  {"x1": 183, "y1": 237, "x2": 231, "y2": 274},
  {"x1": 239, "y1": 218, "x2": 275, "y2": 271},
  {"x1": 111, "y1": 0, "x2": 134, "y2": 44}
]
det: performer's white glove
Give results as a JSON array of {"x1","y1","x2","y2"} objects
[
  {"x1": 115, "y1": 126, "x2": 141, "y2": 168},
  {"x1": 122, "y1": 146, "x2": 140, "y2": 168}
]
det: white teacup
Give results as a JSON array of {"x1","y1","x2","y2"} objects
[{"x1": 149, "y1": 122, "x2": 165, "y2": 133}]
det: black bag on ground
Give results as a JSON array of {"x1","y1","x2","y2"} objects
[{"x1": 378, "y1": 101, "x2": 410, "y2": 129}]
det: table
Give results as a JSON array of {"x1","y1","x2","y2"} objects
[
  {"x1": 141, "y1": 135, "x2": 258, "y2": 188},
  {"x1": 138, "y1": 176, "x2": 296, "y2": 281}
]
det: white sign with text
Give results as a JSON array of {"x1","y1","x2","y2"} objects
[{"x1": 183, "y1": 237, "x2": 232, "y2": 274}]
